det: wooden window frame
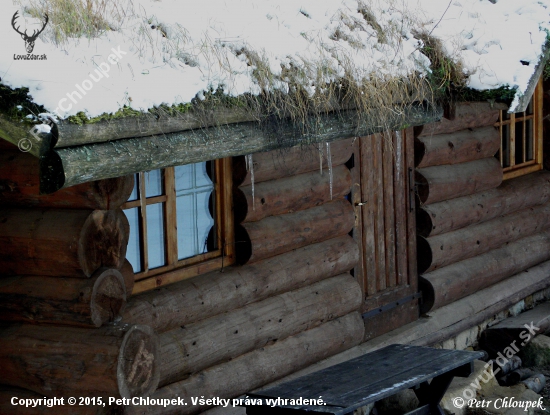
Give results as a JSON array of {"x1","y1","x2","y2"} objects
[
  {"x1": 495, "y1": 78, "x2": 543, "y2": 180},
  {"x1": 122, "y1": 158, "x2": 235, "y2": 294}
]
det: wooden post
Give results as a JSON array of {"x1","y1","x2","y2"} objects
[
  {"x1": 125, "y1": 313, "x2": 364, "y2": 415},
  {"x1": 238, "y1": 199, "x2": 355, "y2": 264},
  {"x1": 0, "y1": 267, "x2": 127, "y2": 327},
  {"x1": 0, "y1": 323, "x2": 159, "y2": 398},
  {"x1": 415, "y1": 158, "x2": 503, "y2": 205},
  {"x1": 0, "y1": 149, "x2": 134, "y2": 209},
  {"x1": 417, "y1": 171, "x2": 550, "y2": 237},
  {"x1": 0, "y1": 208, "x2": 129, "y2": 277},
  {"x1": 235, "y1": 165, "x2": 352, "y2": 223},
  {"x1": 159, "y1": 274, "x2": 361, "y2": 385},
  {"x1": 123, "y1": 235, "x2": 359, "y2": 332}
]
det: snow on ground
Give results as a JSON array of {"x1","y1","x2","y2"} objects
[{"x1": 0, "y1": 0, "x2": 549, "y2": 120}]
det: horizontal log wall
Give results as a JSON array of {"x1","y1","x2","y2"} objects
[
  {"x1": 124, "y1": 235, "x2": 358, "y2": 332},
  {"x1": 0, "y1": 149, "x2": 134, "y2": 209},
  {"x1": 415, "y1": 126, "x2": 500, "y2": 168},
  {"x1": 0, "y1": 208, "x2": 129, "y2": 277},
  {"x1": 420, "y1": 232, "x2": 550, "y2": 313},
  {"x1": 120, "y1": 139, "x2": 361, "y2": 410},
  {"x1": 159, "y1": 274, "x2": 361, "y2": 386},
  {"x1": 0, "y1": 267, "x2": 127, "y2": 327},
  {"x1": 235, "y1": 165, "x2": 352, "y2": 223},
  {"x1": 417, "y1": 204, "x2": 550, "y2": 273},
  {"x1": 233, "y1": 138, "x2": 354, "y2": 186},
  {"x1": 125, "y1": 313, "x2": 364, "y2": 415},
  {"x1": 415, "y1": 157, "x2": 503, "y2": 205},
  {"x1": 417, "y1": 102, "x2": 550, "y2": 314},
  {"x1": 238, "y1": 199, "x2": 355, "y2": 264},
  {"x1": 0, "y1": 323, "x2": 159, "y2": 398},
  {"x1": 418, "y1": 102, "x2": 503, "y2": 137},
  {"x1": 417, "y1": 171, "x2": 550, "y2": 237}
]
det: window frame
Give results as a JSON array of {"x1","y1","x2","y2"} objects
[
  {"x1": 122, "y1": 158, "x2": 235, "y2": 294},
  {"x1": 495, "y1": 77, "x2": 543, "y2": 180}
]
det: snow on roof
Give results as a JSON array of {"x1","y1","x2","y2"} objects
[{"x1": 1, "y1": 0, "x2": 549, "y2": 121}]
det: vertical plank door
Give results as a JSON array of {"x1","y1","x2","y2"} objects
[{"x1": 354, "y1": 128, "x2": 419, "y2": 340}]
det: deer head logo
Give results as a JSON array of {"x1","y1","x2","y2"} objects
[{"x1": 11, "y1": 11, "x2": 49, "y2": 54}]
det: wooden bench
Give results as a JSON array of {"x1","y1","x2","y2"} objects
[{"x1": 244, "y1": 344, "x2": 484, "y2": 415}]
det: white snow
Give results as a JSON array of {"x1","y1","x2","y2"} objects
[{"x1": 1, "y1": 0, "x2": 549, "y2": 120}]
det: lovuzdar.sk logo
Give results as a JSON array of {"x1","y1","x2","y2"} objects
[{"x1": 11, "y1": 11, "x2": 49, "y2": 60}]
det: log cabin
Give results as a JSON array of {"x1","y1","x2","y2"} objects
[{"x1": 1, "y1": 1, "x2": 550, "y2": 414}]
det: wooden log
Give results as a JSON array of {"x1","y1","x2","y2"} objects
[
  {"x1": 233, "y1": 138, "x2": 354, "y2": 187},
  {"x1": 417, "y1": 170, "x2": 550, "y2": 237},
  {"x1": 235, "y1": 165, "x2": 352, "y2": 223},
  {"x1": 0, "y1": 267, "x2": 127, "y2": 327},
  {"x1": 121, "y1": 259, "x2": 136, "y2": 297},
  {"x1": 418, "y1": 102, "x2": 505, "y2": 138},
  {"x1": 0, "y1": 150, "x2": 134, "y2": 209},
  {"x1": 42, "y1": 104, "x2": 440, "y2": 193},
  {"x1": 415, "y1": 126, "x2": 500, "y2": 168},
  {"x1": 414, "y1": 260, "x2": 550, "y2": 347},
  {"x1": 419, "y1": 232, "x2": 550, "y2": 313},
  {"x1": 238, "y1": 199, "x2": 355, "y2": 264},
  {"x1": 159, "y1": 274, "x2": 361, "y2": 386},
  {"x1": 0, "y1": 323, "x2": 159, "y2": 398},
  {"x1": 0, "y1": 208, "x2": 129, "y2": 277},
  {"x1": 418, "y1": 204, "x2": 550, "y2": 273},
  {"x1": 125, "y1": 313, "x2": 364, "y2": 415},
  {"x1": 123, "y1": 235, "x2": 358, "y2": 332},
  {"x1": 415, "y1": 158, "x2": 503, "y2": 205}
]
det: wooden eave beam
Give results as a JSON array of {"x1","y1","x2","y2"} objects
[{"x1": 2, "y1": 103, "x2": 440, "y2": 193}]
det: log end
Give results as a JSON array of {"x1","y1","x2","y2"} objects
[
  {"x1": 91, "y1": 268, "x2": 127, "y2": 327},
  {"x1": 39, "y1": 151, "x2": 65, "y2": 194},
  {"x1": 414, "y1": 138, "x2": 426, "y2": 168},
  {"x1": 79, "y1": 210, "x2": 130, "y2": 277},
  {"x1": 234, "y1": 224, "x2": 252, "y2": 265},
  {"x1": 233, "y1": 187, "x2": 248, "y2": 224},
  {"x1": 415, "y1": 170, "x2": 429, "y2": 204},
  {"x1": 120, "y1": 259, "x2": 135, "y2": 298},
  {"x1": 418, "y1": 276, "x2": 435, "y2": 315},
  {"x1": 92, "y1": 175, "x2": 135, "y2": 210},
  {"x1": 416, "y1": 208, "x2": 435, "y2": 238},
  {"x1": 417, "y1": 236, "x2": 433, "y2": 275},
  {"x1": 117, "y1": 324, "x2": 160, "y2": 398}
]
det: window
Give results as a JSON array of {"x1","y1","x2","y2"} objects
[
  {"x1": 495, "y1": 78, "x2": 543, "y2": 180},
  {"x1": 122, "y1": 158, "x2": 234, "y2": 293}
]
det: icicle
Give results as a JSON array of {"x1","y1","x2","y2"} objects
[
  {"x1": 318, "y1": 143, "x2": 324, "y2": 175},
  {"x1": 326, "y1": 142, "x2": 333, "y2": 200},
  {"x1": 247, "y1": 154, "x2": 255, "y2": 211}
]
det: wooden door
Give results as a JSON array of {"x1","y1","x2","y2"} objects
[{"x1": 351, "y1": 128, "x2": 419, "y2": 340}]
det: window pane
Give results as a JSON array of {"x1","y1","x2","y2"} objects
[
  {"x1": 145, "y1": 169, "x2": 163, "y2": 198},
  {"x1": 175, "y1": 164, "x2": 194, "y2": 191},
  {"x1": 515, "y1": 121, "x2": 524, "y2": 165},
  {"x1": 177, "y1": 194, "x2": 196, "y2": 259},
  {"x1": 128, "y1": 173, "x2": 139, "y2": 202},
  {"x1": 197, "y1": 190, "x2": 215, "y2": 253},
  {"x1": 124, "y1": 207, "x2": 142, "y2": 273},
  {"x1": 526, "y1": 119, "x2": 534, "y2": 160},
  {"x1": 502, "y1": 124, "x2": 510, "y2": 167},
  {"x1": 196, "y1": 162, "x2": 213, "y2": 188},
  {"x1": 175, "y1": 162, "x2": 215, "y2": 260},
  {"x1": 147, "y1": 203, "x2": 166, "y2": 269}
]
